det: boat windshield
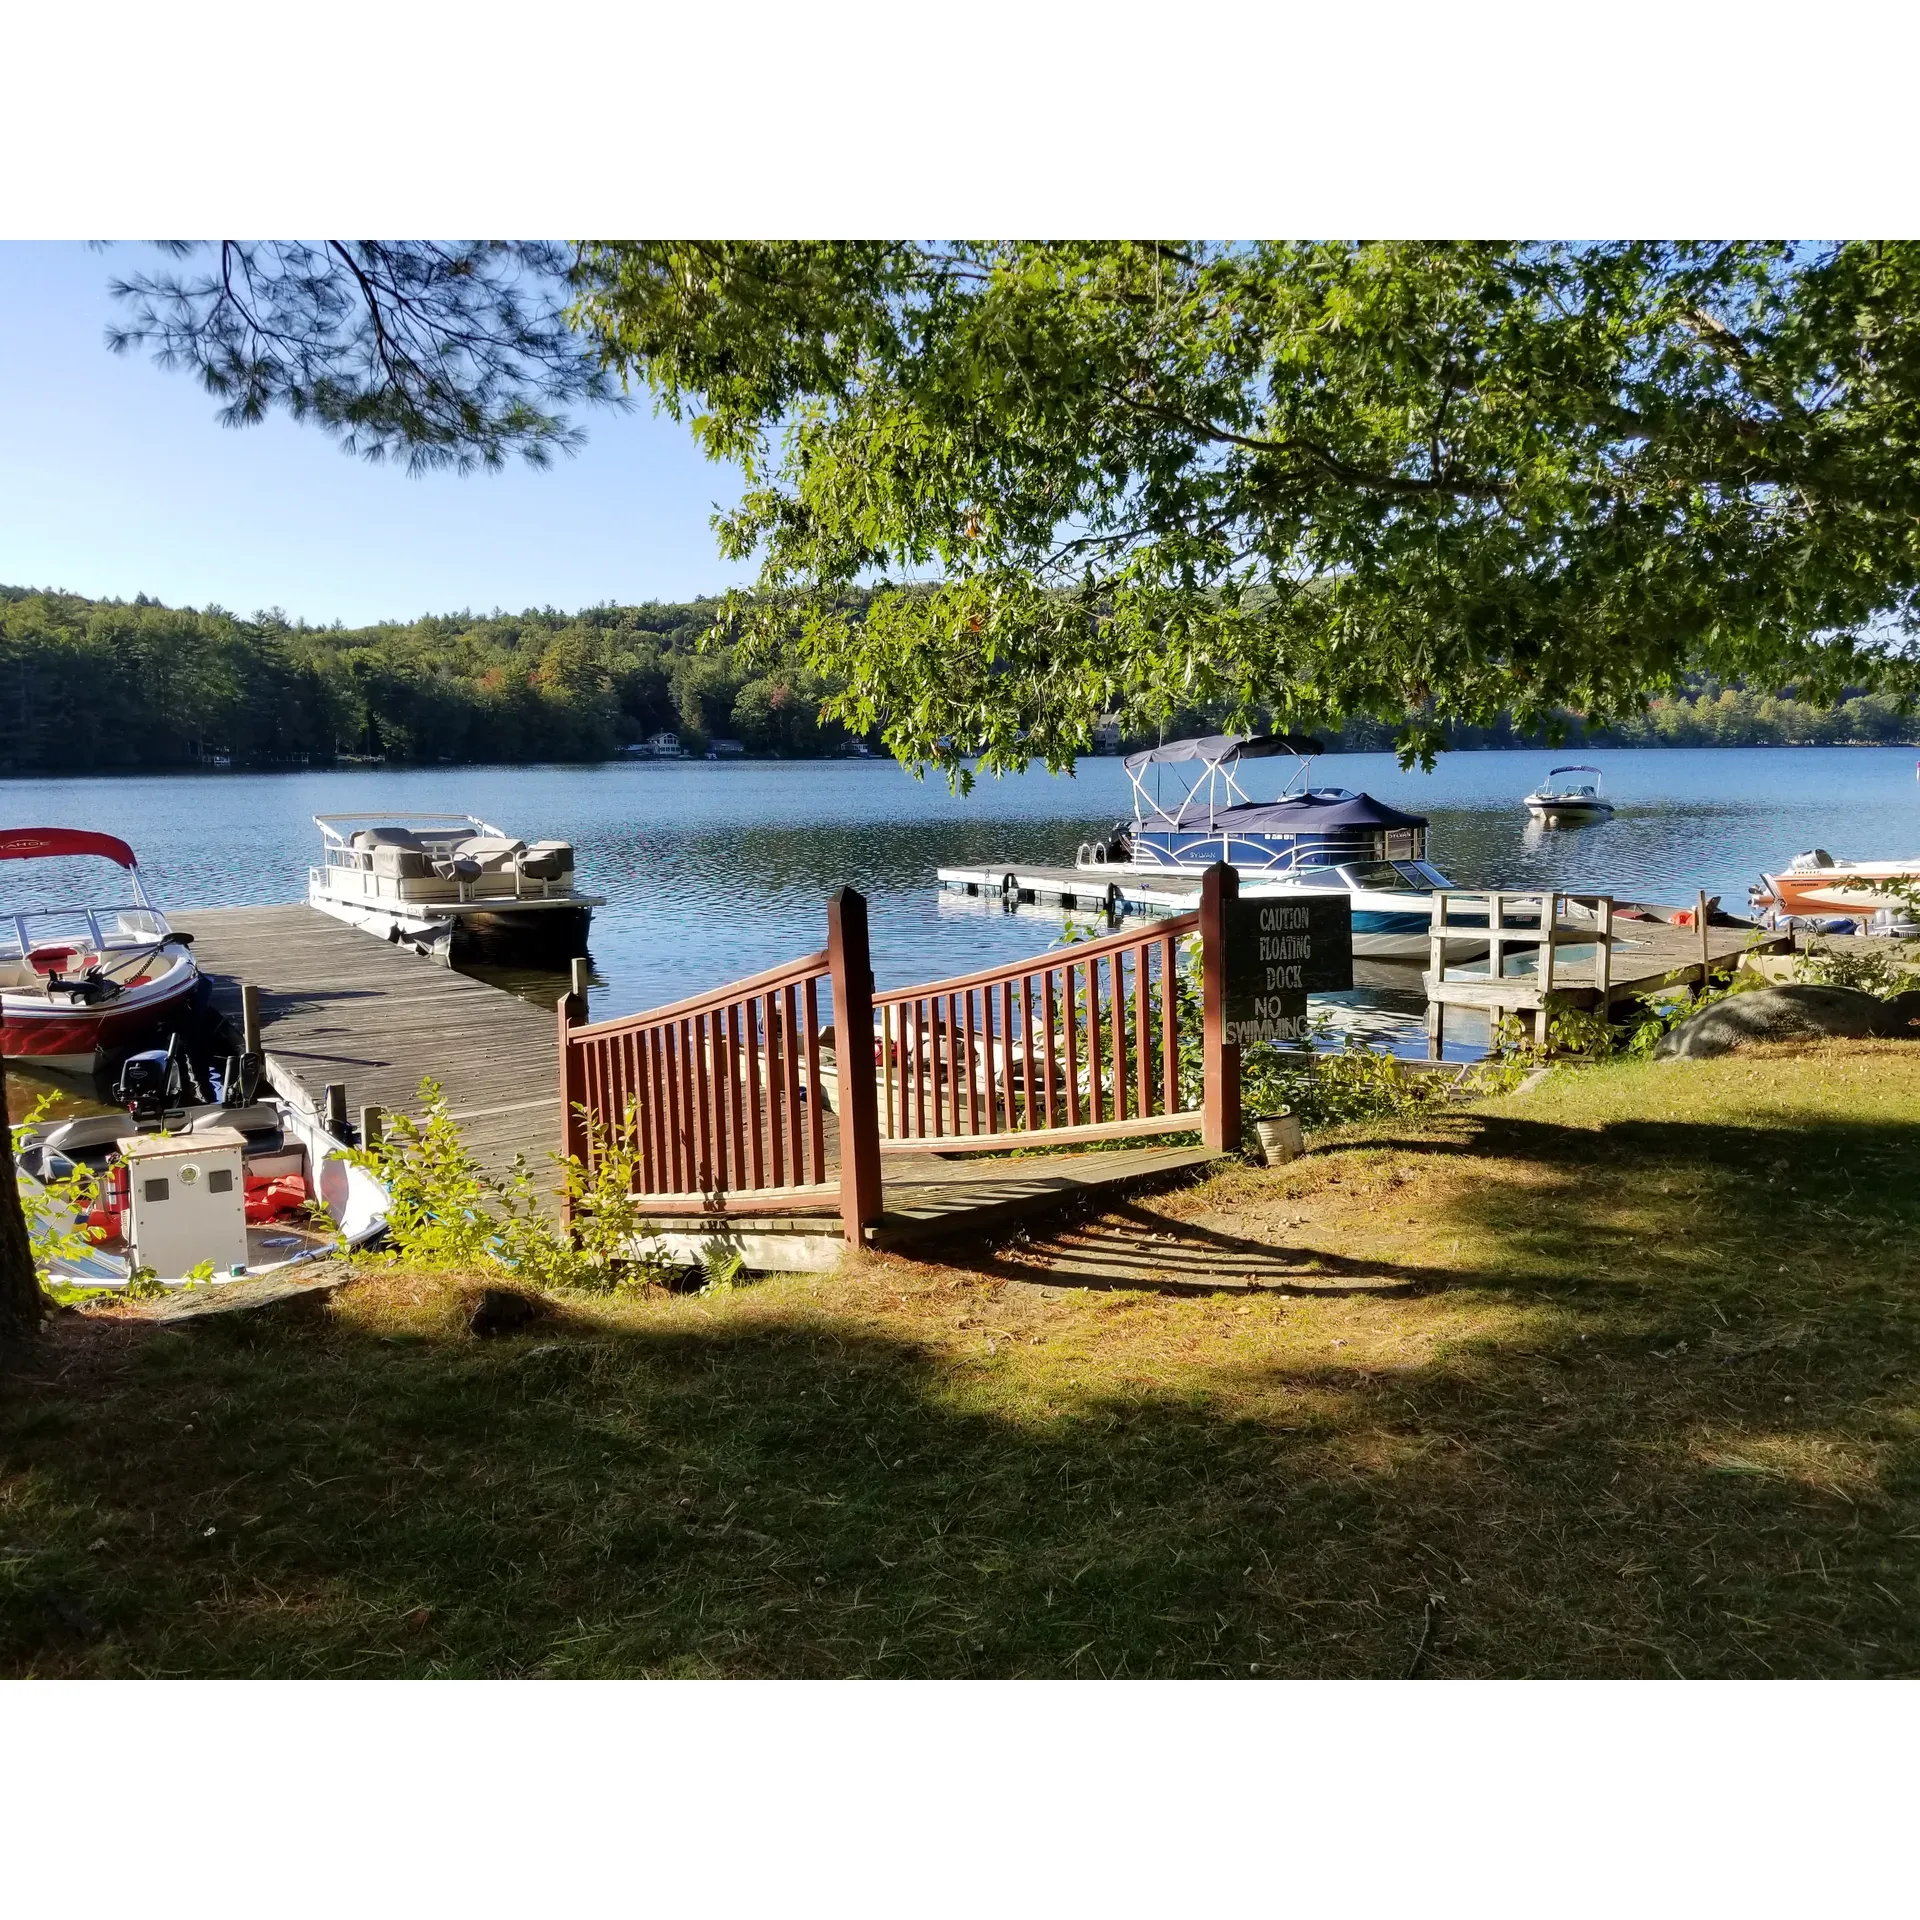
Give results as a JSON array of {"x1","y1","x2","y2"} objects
[{"x1": 1336, "y1": 861, "x2": 1433, "y2": 893}]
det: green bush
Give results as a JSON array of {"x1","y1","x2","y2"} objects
[{"x1": 345, "y1": 1079, "x2": 674, "y2": 1293}]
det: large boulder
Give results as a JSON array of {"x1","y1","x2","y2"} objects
[{"x1": 1655, "y1": 984, "x2": 1888, "y2": 1060}]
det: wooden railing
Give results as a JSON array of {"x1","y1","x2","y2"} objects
[
  {"x1": 1429, "y1": 890, "x2": 1616, "y2": 999},
  {"x1": 870, "y1": 913, "x2": 1202, "y2": 1154},
  {"x1": 558, "y1": 879, "x2": 1241, "y2": 1250}
]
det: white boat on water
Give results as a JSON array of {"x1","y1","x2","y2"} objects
[
  {"x1": 1074, "y1": 732, "x2": 1456, "y2": 960},
  {"x1": 308, "y1": 813, "x2": 603, "y2": 963},
  {"x1": 1522, "y1": 765, "x2": 1615, "y2": 824}
]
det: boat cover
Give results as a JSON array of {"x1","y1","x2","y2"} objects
[
  {"x1": 1141, "y1": 792, "x2": 1429, "y2": 834},
  {"x1": 0, "y1": 828, "x2": 138, "y2": 868},
  {"x1": 1123, "y1": 732, "x2": 1325, "y2": 772}
]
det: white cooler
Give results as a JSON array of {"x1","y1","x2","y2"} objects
[{"x1": 122, "y1": 1126, "x2": 250, "y2": 1279}]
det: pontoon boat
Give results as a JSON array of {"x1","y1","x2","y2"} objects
[
  {"x1": 309, "y1": 813, "x2": 603, "y2": 962},
  {"x1": 0, "y1": 828, "x2": 200, "y2": 1071},
  {"x1": 1076, "y1": 733, "x2": 1454, "y2": 959}
]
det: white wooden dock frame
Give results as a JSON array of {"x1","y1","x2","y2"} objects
[
  {"x1": 1425, "y1": 890, "x2": 1613, "y2": 1054},
  {"x1": 1423, "y1": 888, "x2": 1790, "y2": 1056}
]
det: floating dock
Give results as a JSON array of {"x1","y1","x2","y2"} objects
[
  {"x1": 172, "y1": 905, "x2": 562, "y2": 1205},
  {"x1": 937, "y1": 863, "x2": 1198, "y2": 917}
]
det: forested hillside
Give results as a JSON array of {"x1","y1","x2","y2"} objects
[
  {"x1": 0, "y1": 588, "x2": 863, "y2": 771},
  {"x1": 2, "y1": 585, "x2": 1914, "y2": 774}
]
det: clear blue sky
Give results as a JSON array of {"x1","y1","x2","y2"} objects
[{"x1": 0, "y1": 242, "x2": 753, "y2": 627}]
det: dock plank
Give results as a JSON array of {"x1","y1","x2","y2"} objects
[{"x1": 173, "y1": 905, "x2": 563, "y2": 1201}]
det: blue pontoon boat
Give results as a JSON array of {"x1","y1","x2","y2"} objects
[{"x1": 1077, "y1": 732, "x2": 1454, "y2": 959}]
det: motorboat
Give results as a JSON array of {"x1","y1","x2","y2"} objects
[
  {"x1": 1752, "y1": 850, "x2": 1920, "y2": 931},
  {"x1": 1523, "y1": 766, "x2": 1615, "y2": 824},
  {"x1": 0, "y1": 827, "x2": 200, "y2": 1072},
  {"x1": 1074, "y1": 732, "x2": 1455, "y2": 959},
  {"x1": 308, "y1": 813, "x2": 604, "y2": 962},
  {"x1": 16, "y1": 1046, "x2": 388, "y2": 1288}
]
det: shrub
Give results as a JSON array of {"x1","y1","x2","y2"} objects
[{"x1": 345, "y1": 1079, "x2": 673, "y2": 1293}]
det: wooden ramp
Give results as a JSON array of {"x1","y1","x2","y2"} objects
[
  {"x1": 172, "y1": 905, "x2": 561, "y2": 1199},
  {"x1": 875, "y1": 1141, "x2": 1219, "y2": 1249}
]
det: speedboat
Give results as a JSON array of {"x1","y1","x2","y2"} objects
[
  {"x1": 1752, "y1": 850, "x2": 1920, "y2": 931},
  {"x1": 0, "y1": 828, "x2": 200, "y2": 1072},
  {"x1": 1075, "y1": 732, "x2": 1455, "y2": 960},
  {"x1": 1523, "y1": 766, "x2": 1614, "y2": 824},
  {"x1": 308, "y1": 813, "x2": 604, "y2": 962},
  {"x1": 16, "y1": 1046, "x2": 388, "y2": 1287}
]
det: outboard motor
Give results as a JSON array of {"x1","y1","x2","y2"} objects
[{"x1": 115, "y1": 1048, "x2": 174, "y2": 1123}]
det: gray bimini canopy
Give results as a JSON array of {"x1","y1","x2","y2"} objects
[{"x1": 1123, "y1": 732, "x2": 1325, "y2": 774}]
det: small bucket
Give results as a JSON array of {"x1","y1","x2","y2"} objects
[{"x1": 1252, "y1": 1111, "x2": 1304, "y2": 1167}]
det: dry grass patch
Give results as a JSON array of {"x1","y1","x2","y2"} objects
[{"x1": 5, "y1": 1040, "x2": 1920, "y2": 1677}]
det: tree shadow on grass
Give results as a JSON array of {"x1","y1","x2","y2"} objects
[{"x1": 5, "y1": 1092, "x2": 1920, "y2": 1679}]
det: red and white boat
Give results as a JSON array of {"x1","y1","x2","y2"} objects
[
  {"x1": 1753, "y1": 850, "x2": 1920, "y2": 928},
  {"x1": 0, "y1": 828, "x2": 200, "y2": 1071}
]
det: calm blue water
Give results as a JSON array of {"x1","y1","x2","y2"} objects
[{"x1": 5, "y1": 749, "x2": 1918, "y2": 1050}]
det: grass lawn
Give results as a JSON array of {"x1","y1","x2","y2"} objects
[{"x1": 5, "y1": 1040, "x2": 1920, "y2": 1678}]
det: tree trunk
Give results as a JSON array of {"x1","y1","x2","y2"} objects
[{"x1": 0, "y1": 1055, "x2": 43, "y2": 1349}]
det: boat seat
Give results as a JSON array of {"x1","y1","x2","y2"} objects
[
  {"x1": 517, "y1": 840, "x2": 574, "y2": 881},
  {"x1": 449, "y1": 835, "x2": 526, "y2": 874},
  {"x1": 27, "y1": 945, "x2": 99, "y2": 977},
  {"x1": 368, "y1": 844, "x2": 431, "y2": 879},
  {"x1": 349, "y1": 827, "x2": 432, "y2": 879}
]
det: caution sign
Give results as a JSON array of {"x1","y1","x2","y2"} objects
[{"x1": 1223, "y1": 895, "x2": 1354, "y2": 1045}]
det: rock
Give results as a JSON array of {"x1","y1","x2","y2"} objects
[
  {"x1": 1870, "y1": 990, "x2": 1920, "y2": 1037},
  {"x1": 463, "y1": 1285, "x2": 547, "y2": 1337},
  {"x1": 1655, "y1": 985, "x2": 1886, "y2": 1060}
]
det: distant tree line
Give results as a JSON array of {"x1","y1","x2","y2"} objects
[
  {"x1": 0, "y1": 588, "x2": 872, "y2": 772},
  {"x1": 2, "y1": 585, "x2": 1915, "y2": 775}
]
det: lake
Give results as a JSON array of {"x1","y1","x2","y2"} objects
[{"x1": 5, "y1": 747, "x2": 1918, "y2": 1058}]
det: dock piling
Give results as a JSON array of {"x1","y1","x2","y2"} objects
[
  {"x1": 323, "y1": 1082, "x2": 348, "y2": 1133},
  {"x1": 569, "y1": 956, "x2": 590, "y2": 1005},
  {"x1": 359, "y1": 1105, "x2": 383, "y2": 1149},
  {"x1": 240, "y1": 981, "x2": 261, "y2": 1055}
]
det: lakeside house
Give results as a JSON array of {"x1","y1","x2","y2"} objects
[
  {"x1": 621, "y1": 731, "x2": 685, "y2": 759},
  {"x1": 706, "y1": 738, "x2": 747, "y2": 758}
]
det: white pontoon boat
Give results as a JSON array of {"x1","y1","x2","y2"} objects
[{"x1": 308, "y1": 813, "x2": 603, "y2": 962}]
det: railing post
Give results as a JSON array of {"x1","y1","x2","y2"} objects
[
  {"x1": 557, "y1": 984, "x2": 587, "y2": 1229},
  {"x1": 1200, "y1": 862, "x2": 1240, "y2": 1154},
  {"x1": 827, "y1": 887, "x2": 883, "y2": 1246}
]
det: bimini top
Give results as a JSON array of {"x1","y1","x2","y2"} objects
[
  {"x1": 0, "y1": 828, "x2": 138, "y2": 868},
  {"x1": 1124, "y1": 731, "x2": 1325, "y2": 773},
  {"x1": 1145, "y1": 791, "x2": 1428, "y2": 836}
]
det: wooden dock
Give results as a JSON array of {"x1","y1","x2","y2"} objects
[
  {"x1": 177, "y1": 903, "x2": 1221, "y2": 1265},
  {"x1": 172, "y1": 905, "x2": 562, "y2": 1195},
  {"x1": 1422, "y1": 890, "x2": 1793, "y2": 1053}
]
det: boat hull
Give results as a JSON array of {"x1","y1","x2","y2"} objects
[
  {"x1": 0, "y1": 954, "x2": 200, "y2": 1071},
  {"x1": 1524, "y1": 799, "x2": 1613, "y2": 823},
  {"x1": 308, "y1": 881, "x2": 595, "y2": 963},
  {"x1": 1763, "y1": 868, "x2": 1920, "y2": 919}
]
